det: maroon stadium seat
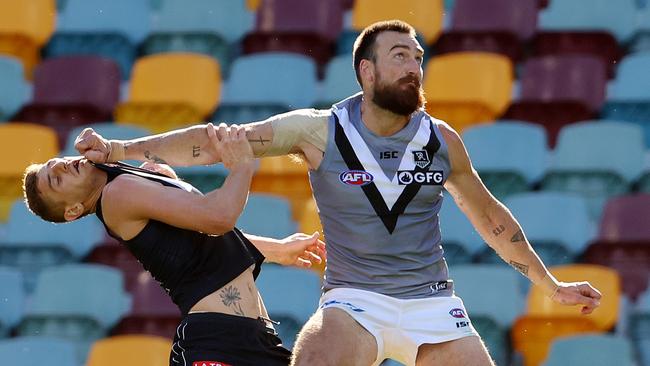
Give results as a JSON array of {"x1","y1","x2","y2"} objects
[
  {"x1": 242, "y1": 0, "x2": 344, "y2": 73},
  {"x1": 435, "y1": 0, "x2": 538, "y2": 61},
  {"x1": 112, "y1": 271, "x2": 181, "y2": 339},
  {"x1": 582, "y1": 194, "x2": 650, "y2": 302},
  {"x1": 85, "y1": 237, "x2": 143, "y2": 292},
  {"x1": 15, "y1": 56, "x2": 120, "y2": 148},
  {"x1": 503, "y1": 55, "x2": 606, "y2": 146}
]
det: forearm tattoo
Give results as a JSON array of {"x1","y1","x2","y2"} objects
[
  {"x1": 143, "y1": 150, "x2": 167, "y2": 164},
  {"x1": 492, "y1": 224, "x2": 506, "y2": 236},
  {"x1": 192, "y1": 145, "x2": 200, "y2": 158},
  {"x1": 248, "y1": 136, "x2": 271, "y2": 145},
  {"x1": 220, "y1": 285, "x2": 245, "y2": 316},
  {"x1": 509, "y1": 260, "x2": 529, "y2": 277},
  {"x1": 510, "y1": 229, "x2": 525, "y2": 243}
]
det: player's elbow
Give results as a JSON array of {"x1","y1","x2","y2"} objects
[{"x1": 202, "y1": 210, "x2": 238, "y2": 235}]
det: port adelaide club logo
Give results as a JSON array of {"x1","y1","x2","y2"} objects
[{"x1": 397, "y1": 150, "x2": 444, "y2": 186}]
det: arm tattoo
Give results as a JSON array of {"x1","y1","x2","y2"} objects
[
  {"x1": 510, "y1": 229, "x2": 525, "y2": 243},
  {"x1": 249, "y1": 136, "x2": 271, "y2": 145},
  {"x1": 509, "y1": 261, "x2": 529, "y2": 277},
  {"x1": 492, "y1": 224, "x2": 506, "y2": 236},
  {"x1": 143, "y1": 150, "x2": 167, "y2": 164},
  {"x1": 192, "y1": 145, "x2": 200, "y2": 158},
  {"x1": 220, "y1": 285, "x2": 245, "y2": 316}
]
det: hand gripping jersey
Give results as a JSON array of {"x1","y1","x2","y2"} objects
[{"x1": 310, "y1": 94, "x2": 453, "y2": 299}]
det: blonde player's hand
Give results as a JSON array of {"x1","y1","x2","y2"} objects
[
  {"x1": 208, "y1": 123, "x2": 254, "y2": 170},
  {"x1": 74, "y1": 128, "x2": 112, "y2": 162},
  {"x1": 551, "y1": 281, "x2": 602, "y2": 315},
  {"x1": 275, "y1": 232, "x2": 327, "y2": 268}
]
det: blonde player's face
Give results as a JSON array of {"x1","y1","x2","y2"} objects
[{"x1": 36, "y1": 157, "x2": 96, "y2": 208}]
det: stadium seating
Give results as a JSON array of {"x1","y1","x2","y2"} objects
[
  {"x1": 143, "y1": 0, "x2": 254, "y2": 76},
  {"x1": 84, "y1": 237, "x2": 143, "y2": 291},
  {"x1": 535, "y1": 0, "x2": 636, "y2": 77},
  {"x1": 256, "y1": 264, "x2": 321, "y2": 349},
  {"x1": 2, "y1": 201, "x2": 106, "y2": 290},
  {"x1": 316, "y1": 55, "x2": 361, "y2": 108},
  {"x1": 543, "y1": 334, "x2": 635, "y2": 366},
  {"x1": 0, "y1": 56, "x2": 30, "y2": 122},
  {"x1": 602, "y1": 52, "x2": 650, "y2": 147},
  {"x1": 47, "y1": 0, "x2": 151, "y2": 79},
  {"x1": 173, "y1": 164, "x2": 230, "y2": 194},
  {"x1": 0, "y1": 336, "x2": 78, "y2": 366},
  {"x1": 0, "y1": 123, "x2": 58, "y2": 221},
  {"x1": 423, "y1": 52, "x2": 513, "y2": 132},
  {"x1": 504, "y1": 55, "x2": 607, "y2": 146},
  {"x1": 215, "y1": 53, "x2": 318, "y2": 124},
  {"x1": 237, "y1": 193, "x2": 297, "y2": 239},
  {"x1": 351, "y1": 0, "x2": 444, "y2": 45},
  {"x1": 541, "y1": 121, "x2": 645, "y2": 220},
  {"x1": 582, "y1": 194, "x2": 650, "y2": 301},
  {"x1": 632, "y1": 6, "x2": 650, "y2": 53},
  {"x1": 462, "y1": 121, "x2": 548, "y2": 200},
  {"x1": 86, "y1": 335, "x2": 171, "y2": 366},
  {"x1": 115, "y1": 53, "x2": 221, "y2": 133},
  {"x1": 15, "y1": 56, "x2": 121, "y2": 148},
  {"x1": 475, "y1": 192, "x2": 594, "y2": 267},
  {"x1": 112, "y1": 271, "x2": 180, "y2": 339},
  {"x1": 0, "y1": 267, "x2": 24, "y2": 337},
  {"x1": 439, "y1": 198, "x2": 485, "y2": 265},
  {"x1": 0, "y1": 0, "x2": 56, "y2": 78},
  {"x1": 452, "y1": 264, "x2": 526, "y2": 366},
  {"x1": 630, "y1": 290, "x2": 650, "y2": 349},
  {"x1": 18, "y1": 264, "x2": 131, "y2": 358},
  {"x1": 435, "y1": 0, "x2": 538, "y2": 60},
  {"x1": 250, "y1": 155, "x2": 312, "y2": 221},
  {"x1": 243, "y1": 0, "x2": 344, "y2": 70},
  {"x1": 512, "y1": 264, "x2": 621, "y2": 366}
]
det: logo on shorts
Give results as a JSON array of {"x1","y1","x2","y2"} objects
[
  {"x1": 339, "y1": 170, "x2": 373, "y2": 186},
  {"x1": 193, "y1": 362, "x2": 232, "y2": 366},
  {"x1": 449, "y1": 308, "x2": 466, "y2": 318},
  {"x1": 412, "y1": 150, "x2": 431, "y2": 169},
  {"x1": 320, "y1": 299, "x2": 365, "y2": 312}
]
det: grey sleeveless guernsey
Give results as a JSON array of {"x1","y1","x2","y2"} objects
[{"x1": 309, "y1": 94, "x2": 452, "y2": 299}]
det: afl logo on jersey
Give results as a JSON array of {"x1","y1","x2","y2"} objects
[{"x1": 339, "y1": 170, "x2": 374, "y2": 186}]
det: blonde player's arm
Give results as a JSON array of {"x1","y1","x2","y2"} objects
[
  {"x1": 74, "y1": 109, "x2": 328, "y2": 167},
  {"x1": 440, "y1": 122, "x2": 602, "y2": 314}
]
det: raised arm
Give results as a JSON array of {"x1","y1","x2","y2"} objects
[
  {"x1": 440, "y1": 122, "x2": 602, "y2": 314},
  {"x1": 74, "y1": 109, "x2": 328, "y2": 167},
  {"x1": 101, "y1": 125, "x2": 255, "y2": 238},
  {"x1": 75, "y1": 122, "x2": 274, "y2": 166}
]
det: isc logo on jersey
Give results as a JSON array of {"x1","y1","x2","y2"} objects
[
  {"x1": 339, "y1": 170, "x2": 374, "y2": 186},
  {"x1": 397, "y1": 170, "x2": 444, "y2": 185}
]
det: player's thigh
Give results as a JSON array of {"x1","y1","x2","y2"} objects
[
  {"x1": 291, "y1": 307, "x2": 378, "y2": 366},
  {"x1": 415, "y1": 335, "x2": 495, "y2": 366}
]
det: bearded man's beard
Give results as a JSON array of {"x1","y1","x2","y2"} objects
[{"x1": 372, "y1": 73, "x2": 425, "y2": 116}]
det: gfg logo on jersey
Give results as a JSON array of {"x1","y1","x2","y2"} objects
[
  {"x1": 397, "y1": 170, "x2": 444, "y2": 185},
  {"x1": 339, "y1": 170, "x2": 374, "y2": 186},
  {"x1": 449, "y1": 308, "x2": 466, "y2": 318}
]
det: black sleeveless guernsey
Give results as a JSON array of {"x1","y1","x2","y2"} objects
[{"x1": 93, "y1": 162, "x2": 265, "y2": 316}]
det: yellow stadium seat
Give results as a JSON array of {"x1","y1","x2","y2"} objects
[
  {"x1": 0, "y1": 0, "x2": 56, "y2": 78},
  {"x1": 423, "y1": 52, "x2": 513, "y2": 132},
  {"x1": 86, "y1": 335, "x2": 171, "y2": 366},
  {"x1": 352, "y1": 0, "x2": 444, "y2": 44},
  {"x1": 250, "y1": 155, "x2": 312, "y2": 220},
  {"x1": 0, "y1": 123, "x2": 59, "y2": 221},
  {"x1": 247, "y1": 0, "x2": 261, "y2": 11},
  {"x1": 512, "y1": 264, "x2": 621, "y2": 366},
  {"x1": 115, "y1": 53, "x2": 221, "y2": 134}
]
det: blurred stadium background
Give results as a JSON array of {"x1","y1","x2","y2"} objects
[{"x1": 0, "y1": 0, "x2": 650, "y2": 365}]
